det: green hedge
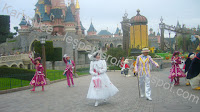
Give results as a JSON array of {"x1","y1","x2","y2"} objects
[
  {"x1": 0, "y1": 67, "x2": 35, "y2": 81},
  {"x1": 108, "y1": 65, "x2": 121, "y2": 70}
]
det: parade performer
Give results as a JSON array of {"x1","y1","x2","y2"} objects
[
  {"x1": 183, "y1": 53, "x2": 195, "y2": 86},
  {"x1": 187, "y1": 53, "x2": 200, "y2": 90},
  {"x1": 132, "y1": 59, "x2": 136, "y2": 76},
  {"x1": 169, "y1": 51, "x2": 186, "y2": 85},
  {"x1": 87, "y1": 50, "x2": 119, "y2": 107},
  {"x1": 63, "y1": 54, "x2": 75, "y2": 87},
  {"x1": 120, "y1": 57, "x2": 125, "y2": 74},
  {"x1": 135, "y1": 48, "x2": 159, "y2": 101},
  {"x1": 123, "y1": 59, "x2": 130, "y2": 77},
  {"x1": 29, "y1": 53, "x2": 46, "y2": 91}
]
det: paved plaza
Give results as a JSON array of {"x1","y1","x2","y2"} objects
[{"x1": 0, "y1": 68, "x2": 199, "y2": 112}]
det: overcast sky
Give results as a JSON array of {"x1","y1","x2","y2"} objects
[{"x1": 0, "y1": 0, "x2": 200, "y2": 37}]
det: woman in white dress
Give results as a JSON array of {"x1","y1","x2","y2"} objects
[{"x1": 87, "y1": 51, "x2": 119, "y2": 107}]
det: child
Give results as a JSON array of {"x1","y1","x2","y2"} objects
[
  {"x1": 169, "y1": 51, "x2": 186, "y2": 85},
  {"x1": 123, "y1": 59, "x2": 130, "y2": 77}
]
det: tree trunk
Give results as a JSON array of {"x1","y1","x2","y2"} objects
[{"x1": 52, "y1": 61, "x2": 55, "y2": 70}]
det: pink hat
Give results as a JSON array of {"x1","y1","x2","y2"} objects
[
  {"x1": 34, "y1": 57, "x2": 41, "y2": 62},
  {"x1": 173, "y1": 51, "x2": 180, "y2": 56}
]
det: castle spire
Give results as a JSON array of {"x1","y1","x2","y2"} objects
[{"x1": 76, "y1": 0, "x2": 80, "y2": 9}]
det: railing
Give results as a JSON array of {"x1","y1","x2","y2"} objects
[
  {"x1": 0, "y1": 54, "x2": 29, "y2": 63},
  {"x1": 0, "y1": 70, "x2": 89, "y2": 91},
  {"x1": 0, "y1": 71, "x2": 64, "y2": 91},
  {"x1": 0, "y1": 73, "x2": 34, "y2": 90}
]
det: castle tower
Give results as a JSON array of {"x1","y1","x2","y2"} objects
[
  {"x1": 19, "y1": 16, "x2": 29, "y2": 29},
  {"x1": 130, "y1": 9, "x2": 148, "y2": 49},
  {"x1": 114, "y1": 25, "x2": 121, "y2": 37},
  {"x1": 75, "y1": 0, "x2": 82, "y2": 35},
  {"x1": 65, "y1": 6, "x2": 76, "y2": 32},
  {"x1": 121, "y1": 11, "x2": 130, "y2": 55},
  {"x1": 87, "y1": 22, "x2": 97, "y2": 36},
  {"x1": 51, "y1": 0, "x2": 65, "y2": 9}
]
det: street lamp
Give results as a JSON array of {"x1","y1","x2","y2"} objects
[
  {"x1": 168, "y1": 30, "x2": 171, "y2": 53},
  {"x1": 40, "y1": 36, "x2": 47, "y2": 78},
  {"x1": 73, "y1": 45, "x2": 78, "y2": 78}
]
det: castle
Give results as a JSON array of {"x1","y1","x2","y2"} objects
[{"x1": 0, "y1": 0, "x2": 123, "y2": 69}]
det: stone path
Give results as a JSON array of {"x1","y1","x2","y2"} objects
[{"x1": 0, "y1": 68, "x2": 199, "y2": 112}]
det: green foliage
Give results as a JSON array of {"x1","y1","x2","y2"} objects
[
  {"x1": 0, "y1": 15, "x2": 10, "y2": 35},
  {"x1": 34, "y1": 41, "x2": 54, "y2": 61},
  {"x1": 149, "y1": 53, "x2": 156, "y2": 58},
  {"x1": 0, "y1": 67, "x2": 35, "y2": 81},
  {"x1": 53, "y1": 47, "x2": 62, "y2": 61},
  {"x1": 106, "y1": 48, "x2": 126, "y2": 64},
  {"x1": 108, "y1": 65, "x2": 121, "y2": 70}
]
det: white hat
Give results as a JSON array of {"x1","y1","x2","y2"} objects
[
  {"x1": 190, "y1": 54, "x2": 195, "y2": 59},
  {"x1": 142, "y1": 48, "x2": 150, "y2": 53},
  {"x1": 124, "y1": 59, "x2": 129, "y2": 63},
  {"x1": 63, "y1": 54, "x2": 70, "y2": 58},
  {"x1": 88, "y1": 50, "x2": 101, "y2": 61}
]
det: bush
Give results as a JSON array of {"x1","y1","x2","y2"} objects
[
  {"x1": 149, "y1": 53, "x2": 156, "y2": 58},
  {"x1": 0, "y1": 67, "x2": 35, "y2": 81},
  {"x1": 108, "y1": 65, "x2": 121, "y2": 70}
]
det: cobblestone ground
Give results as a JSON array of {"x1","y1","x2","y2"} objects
[{"x1": 0, "y1": 68, "x2": 199, "y2": 112}]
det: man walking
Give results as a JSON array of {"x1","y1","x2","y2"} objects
[{"x1": 135, "y1": 48, "x2": 159, "y2": 101}]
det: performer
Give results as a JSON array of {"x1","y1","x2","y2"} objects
[
  {"x1": 135, "y1": 48, "x2": 159, "y2": 101},
  {"x1": 132, "y1": 59, "x2": 136, "y2": 76},
  {"x1": 123, "y1": 59, "x2": 130, "y2": 77},
  {"x1": 187, "y1": 53, "x2": 200, "y2": 90},
  {"x1": 29, "y1": 53, "x2": 46, "y2": 91},
  {"x1": 120, "y1": 57, "x2": 125, "y2": 74},
  {"x1": 63, "y1": 54, "x2": 75, "y2": 87},
  {"x1": 87, "y1": 50, "x2": 119, "y2": 107},
  {"x1": 169, "y1": 51, "x2": 186, "y2": 85},
  {"x1": 183, "y1": 53, "x2": 195, "y2": 86}
]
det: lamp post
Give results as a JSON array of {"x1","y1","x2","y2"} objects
[
  {"x1": 40, "y1": 36, "x2": 47, "y2": 78},
  {"x1": 73, "y1": 45, "x2": 78, "y2": 78},
  {"x1": 168, "y1": 30, "x2": 171, "y2": 53}
]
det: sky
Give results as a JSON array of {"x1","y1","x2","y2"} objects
[{"x1": 0, "y1": 0, "x2": 200, "y2": 37}]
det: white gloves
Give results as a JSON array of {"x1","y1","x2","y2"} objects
[
  {"x1": 63, "y1": 54, "x2": 67, "y2": 58},
  {"x1": 29, "y1": 53, "x2": 32, "y2": 58}
]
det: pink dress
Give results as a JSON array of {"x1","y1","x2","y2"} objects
[
  {"x1": 169, "y1": 56, "x2": 186, "y2": 79},
  {"x1": 63, "y1": 57, "x2": 75, "y2": 86},
  {"x1": 30, "y1": 58, "x2": 47, "y2": 86}
]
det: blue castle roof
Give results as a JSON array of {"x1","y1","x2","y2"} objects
[
  {"x1": 80, "y1": 21, "x2": 86, "y2": 30},
  {"x1": 50, "y1": 8, "x2": 63, "y2": 19},
  {"x1": 114, "y1": 27, "x2": 120, "y2": 35},
  {"x1": 19, "y1": 16, "x2": 28, "y2": 26},
  {"x1": 65, "y1": 7, "x2": 75, "y2": 22},
  {"x1": 43, "y1": 13, "x2": 51, "y2": 21},
  {"x1": 87, "y1": 22, "x2": 97, "y2": 32},
  {"x1": 98, "y1": 30, "x2": 112, "y2": 36}
]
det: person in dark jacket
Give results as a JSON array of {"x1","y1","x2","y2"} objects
[
  {"x1": 187, "y1": 53, "x2": 200, "y2": 90},
  {"x1": 183, "y1": 53, "x2": 195, "y2": 86}
]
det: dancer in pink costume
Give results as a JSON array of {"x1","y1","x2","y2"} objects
[
  {"x1": 29, "y1": 53, "x2": 46, "y2": 91},
  {"x1": 169, "y1": 51, "x2": 186, "y2": 85},
  {"x1": 63, "y1": 54, "x2": 75, "y2": 87}
]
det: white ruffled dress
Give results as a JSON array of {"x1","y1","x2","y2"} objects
[{"x1": 87, "y1": 60, "x2": 119, "y2": 100}]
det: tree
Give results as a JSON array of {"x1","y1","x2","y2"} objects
[
  {"x1": 34, "y1": 41, "x2": 62, "y2": 69},
  {"x1": 106, "y1": 48, "x2": 126, "y2": 65}
]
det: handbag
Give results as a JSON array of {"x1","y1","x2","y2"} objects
[{"x1": 93, "y1": 69, "x2": 102, "y2": 89}]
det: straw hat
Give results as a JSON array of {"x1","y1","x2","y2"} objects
[{"x1": 142, "y1": 48, "x2": 150, "y2": 53}]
